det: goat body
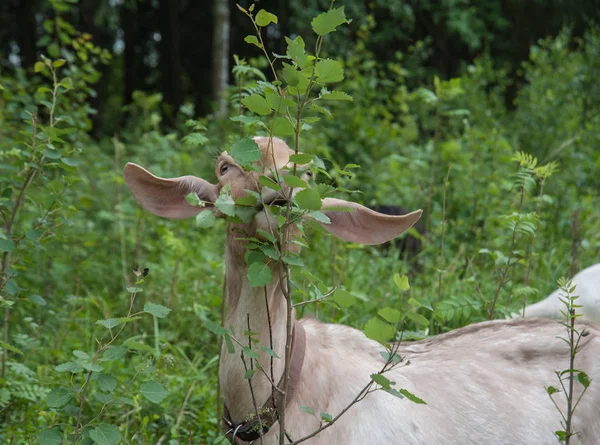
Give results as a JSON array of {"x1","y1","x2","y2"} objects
[
  {"x1": 518, "y1": 263, "x2": 600, "y2": 324},
  {"x1": 124, "y1": 137, "x2": 600, "y2": 444}
]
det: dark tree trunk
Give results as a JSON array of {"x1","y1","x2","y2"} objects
[
  {"x1": 212, "y1": 0, "x2": 230, "y2": 117},
  {"x1": 121, "y1": 3, "x2": 138, "y2": 106},
  {"x1": 78, "y1": 0, "x2": 112, "y2": 137},
  {"x1": 15, "y1": 0, "x2": 37, "y2": 68},
  {"x1": 158, "y1": 0, "x2": 183, "y2": 123}
]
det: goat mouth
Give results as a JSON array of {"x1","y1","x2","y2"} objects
[
  {"x1": 267, "y1": 199, "x2": 288, "y2": 207},
  {"x1": 256, "y1": 198, "x2": 288, "y2": 211}
]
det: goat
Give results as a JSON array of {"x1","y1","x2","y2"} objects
[
  {"x1": 370, "y1": 204, "x2": 424, "y2": 269},
  {"x1": 517, "y1": 263, "x2": 600, "y2": 324},
  {"x1": 124, "y1": 136, "x2": 600, "y2": 445}
]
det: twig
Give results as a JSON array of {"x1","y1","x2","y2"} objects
[
  {"x1": 264, "y1": 287, "x2": 277, "y2": 413},
  {"x1": 466, "y1": 257, "x2": 485, "y2": 302},
  {"x1": 241, "y1": 313, "x2": 264, "y2": 445},
  {"x1": 293, "y1": 287, "x2": 337, "y2": 308},
  {"x1": 175, "y1": 380, "x2": 197, "y2": 432},
  {"x1": 437, "y1": 164, "x2": 452, "y2": 303}
]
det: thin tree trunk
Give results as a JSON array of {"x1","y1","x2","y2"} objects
[{"x1": 212, "y1": 0, "x2": 230, "y2": 117}]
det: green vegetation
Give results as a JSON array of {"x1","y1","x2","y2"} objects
[{"x1": 1, "y1": 1, "x2": 599, "y2": 444}]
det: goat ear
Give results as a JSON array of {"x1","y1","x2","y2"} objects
[
  {"x1": 319, "y1": 198, "x2": 423, "y2": 245},
  {"x1": 123, "y1": 163, "x2": 219, "y2": 219}
]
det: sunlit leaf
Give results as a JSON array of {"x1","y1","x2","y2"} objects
[{"x1": 311, "y1": 7, "x2": 348, "y2": 36}]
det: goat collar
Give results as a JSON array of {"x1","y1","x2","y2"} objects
[{"x1": 223, "y1": 320, "x2": 307, "y2": 443}]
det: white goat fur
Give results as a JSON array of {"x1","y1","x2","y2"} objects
[
  {"x1": 519, "y1": 263, "x2": 600, "y2": 324},
  {"x1": 124, "y1": 137, "x2": 600, "y2": 445}
]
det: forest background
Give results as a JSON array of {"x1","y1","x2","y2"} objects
[{"x1": 1, "y1": 0, "x2": 599, "y2": 443}]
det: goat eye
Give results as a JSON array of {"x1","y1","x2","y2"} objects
[{"x1": 220, "y1": 164, "x2": 231, "y2": 175}]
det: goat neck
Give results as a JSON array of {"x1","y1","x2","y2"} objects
[{"x1": 219, "y1": 223, "x2": 294, "y2": 422}]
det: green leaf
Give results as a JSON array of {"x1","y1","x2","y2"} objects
[
  {"x1": 78, "y1": 359, "x2": 103, "y2": 373},
  {"x1": 285, "y1": 36, "x2": 308, "y2": 69},
  {"x1": 196, "y1": 211, "x2": 216, "y2": 228},
  {"x1": 243, "y1": 347, "x2": 260, "y2": 360},
  {"x1": 241, "y1": 94, "x2": 271, "y2": 116},
  {"x1": 311, "y1": 7, "x2": 348, "y2": 36},
  {"x1": 295, "y1": 188, "x2": 322, "y2": 210},
  {"x1": 28, "y1": 294, "x2": 47, "y2": 305},
  {"x1": 370, "y1": 373, "x2": 392, "y2": 389},
  {"x1": 577, "y1": 371, "x2": 591, "y2": 388},
  {"x1": 260, "y1": 246, "x2": 279, "y2": 260},
  {"x1": 230, "y1": 115, "x2": 261, "y2": 125},
  {"x1": 260, "y1": 346, "x2": 280, "y2": 358},
  {"x1": 244, "y1": 35, "x2": 263, "y2": 49},
  {"x1": 34, "y1": 61, "x2": 46, "y2": 72},
  {"x1": 378, "y1": 307, "x2": 402, "y2": 324},
  {"x1": 289, "y1": 153, "x2": 313, "y2": 164},
  {"x1": 126, "y1": 286, "x2": 143, "y2": 293},
  {"x1": 363, "y1": 317, "x2": 395, "y2": 344},
  {"x1": 247, "y1": 261, "x2": 272, "y2": 287},
  {"x1": 320, "y1": 412, "x2": 333, "y2": 423},
  {"x1": 282, "y1": 63, "x2": 302, "y2": 88},
  {"x1": 43, "y1": 148, "x2": 62, "y2": 159},
  {"x1": 300, "y1": 405, "x2": 315, "y2": 416},
  {"x1": 230, "y1": 138, "x2": 262, "y2": 166},
  {"x1": 393, "y1": 273, "x2": 410, "y2": 291},
  {"x1": 143, "y1": 302, "x2": 171, "y2": 318},
  {"x1": 73, "y1": 350, "x2": 90, "y2": 359},
  {"x1": 407, "y1": 297, "x2": 433, "y2": 311},
  {"x1": 90, "y1": 423, "x2": 121, "y2": 445},
  {"x1": 0, "y1": 239, "x2": 14, "y2": 253},
  {"x1": 333, "y1": 289, "x2": 356, "y2": 308},
  {"x1": 399, "y1": 388, "x2": 426, "y2": 404},
  {"x1": 123, "y1": 339, "x2": 156, "y2": 355},
  {"x1": 316, "y1": 59, "x2": 344, "y2": 84},
  {"x1": 555, "y1": 431, "x2": 567, "y2": 441},
  {"x1": 46, "y1": 388, "x2": 72, "y2": 408},
  {"x1": 271, "y1": 116, "x2": 295, "y2": 136},
  {"x1": 98, "y1": 374, "x2": 117, "y2": 392},
  {"x1": 258, "y1": 175, "x2": 281, "y2": 191},
  {"x1": 38, "y1": 428, "x2": 62, "y2": 445},
  {"x1": 185, "y1": 192, "x2": 202, "y2": 207},
  {"x1": 236, "y1": 195, "x2": 258, "y2": 206},
  {"x1": 140, "y1": 381, "x2": 168, "y2": 404},
  {"x1": 205, "y1": 319, "x2": 228, "y2": 336},
  {"x1": 96, "y1": 318, "x2": 121, "y2": 329},
  {"x1": 283, "y1": 253, "x2": 304, "y2": 267},
  {"x1": 307, "y1": 211, "x2": 331, "y2": 224},
  {"x1": 255, "y1": 9, "x2": 278, "y2": 27},
  {"x1": 52, "y1": 59, "x2": 66, "y2": 68},
  {"x1": 0, "y1": 341, "x2": 24, "y2": 356},
  {"x1": 54, "y1": 361, "x2": 83, "y2": 373},
  {"x1": 321, "y1": 91, "x2": 353, "y2": 101},
  {"x1": 283, "y1": 175, "x2": 308, "y2": 188},
  {"x1": 102, "y1": 346, "x2": 127, "y2": 361},
  {"x1": 244, "y1": 368, "x2": 257, "y2": 379},
  {"x1": 61, "y1": 157, "x2": 79, "y2": 167},
  {"x1": 224, "y1": 334, "x2": 235, "y2": 353},
  {"x1": 406, "y1": 312, "x2": 430, "y2": 328},
  {"x1": 182, "y1": 132, "x2": 209, "y2": 147},
  {"x1": 215, "y1": 191, "x2": 236, "y2": 216}
]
